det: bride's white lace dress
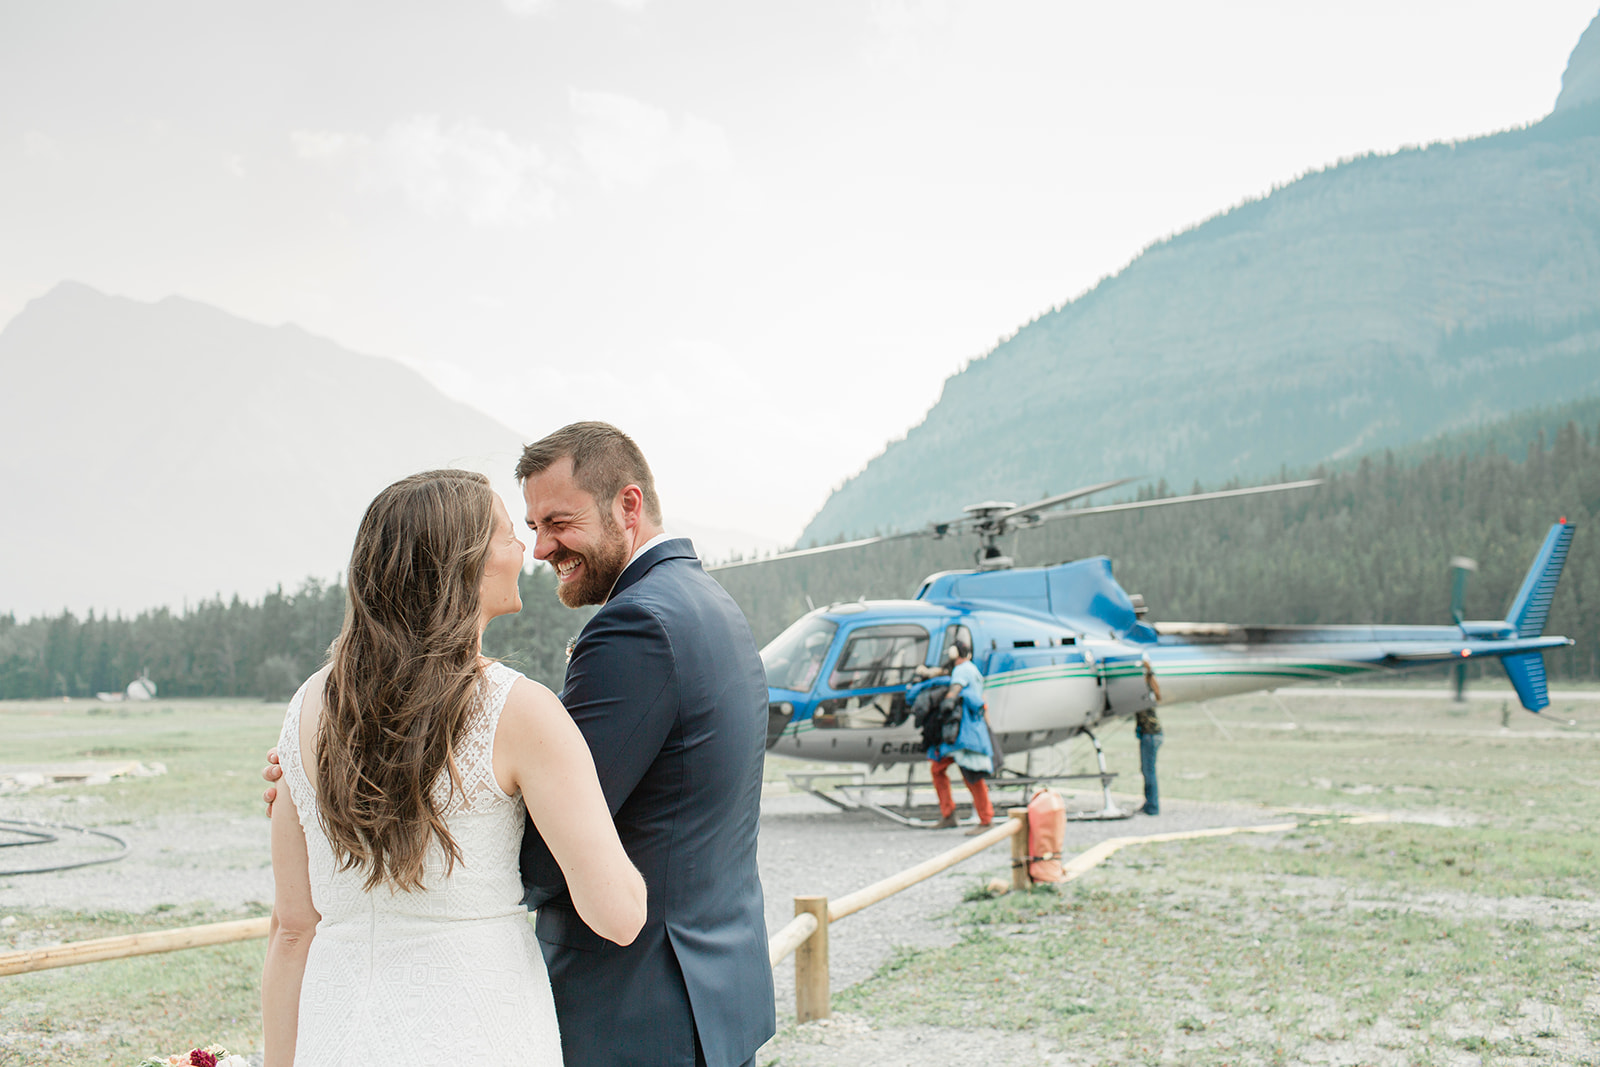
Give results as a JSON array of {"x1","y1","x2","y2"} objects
[{"x1": 277, "y1": 662, "x2": 561, "y2": 1064}]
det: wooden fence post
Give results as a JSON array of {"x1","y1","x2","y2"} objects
[
  {"x1": 794, "y1": 894, "x2": 830, "y2": 1022},
  {"x1": 1009, "y1": 808, "x2": 1032, "y2": 891}
]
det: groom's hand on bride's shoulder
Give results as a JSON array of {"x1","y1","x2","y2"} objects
[{"x1": 261, "y1": 748, "x2": 281, "y2": 816}]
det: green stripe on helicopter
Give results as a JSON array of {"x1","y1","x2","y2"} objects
[{"x1": 984, "y1": 659, "x2": 1373, "y2": 689}]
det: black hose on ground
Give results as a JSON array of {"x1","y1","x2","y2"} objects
[{"x1": 0, "y1": 818, "x2": 129, "y2": 875}]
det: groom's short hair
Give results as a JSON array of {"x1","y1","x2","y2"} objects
[{"x1": 516, "y1": 421, "x2": 663, "y2": 525}]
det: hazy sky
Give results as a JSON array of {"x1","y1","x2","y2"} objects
[{"x1": 3, "y1": 1, "x2": 1595, "y2": 548}]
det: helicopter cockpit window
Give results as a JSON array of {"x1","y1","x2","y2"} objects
[
  {"x1": 828, "y1": 625, "x2": 930, "y2": 691},
  {"x1": 939, "y1": 625, "x2": 973, "y2": 664},
  {"x1": 760, "y1": 616, "x2": 839, "y2": 692}
]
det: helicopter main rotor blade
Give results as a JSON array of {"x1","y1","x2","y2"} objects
[
  {"x1": 704, "y1": 528, "x2": 929, "y2": 572},
  {"x1": 1028, "y1": 478, "x2": 1324, "y2": 524},
  {"x1": 705, "y1": 478, "x2": 1323, "y2": 572},
  {"x1": 996, "y1": 477, "x2": 1144, "y2": 521},
  {"x1": 774, "y1": 477, "x2": 1153, "y2": 557}
]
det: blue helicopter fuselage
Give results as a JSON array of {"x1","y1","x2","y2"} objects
[{"x1": 761, "y1": 523, "x2": 1575, "y2": 767}]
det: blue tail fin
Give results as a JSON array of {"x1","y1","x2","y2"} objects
[
  {"x1": 1498, "y1": 520, "x2": 1574, "y2": 712},
  {"x1": 1502, "y1": 652, "x2": 1550, "y2": 712},
  {"x1": 1506, "y1": 520, "x2": 1574, "y2": 638}
]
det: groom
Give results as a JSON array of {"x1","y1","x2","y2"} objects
[{"x1": 515, "y1": 422, "x2": 774, "y2": 1067}]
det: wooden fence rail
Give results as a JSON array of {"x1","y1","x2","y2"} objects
[
  {"x1": 0, "y1": 916, "x2": 270, "y2": 977},
  {"x1": 769, "y1": 810, "x2": 1032, "y2": 1021},
  {"x1": 2, "y1": 807, "x2": 1380, "y2": 1026}
]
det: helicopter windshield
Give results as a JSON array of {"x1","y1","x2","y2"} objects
[
  {"x1": 828, "y1": 624, "x2": 930, "y2": 690},
  {"x1": 760, "y1": 616, "x2": 839, "y2": 692}
]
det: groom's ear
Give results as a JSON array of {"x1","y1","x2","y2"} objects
[{"x1": 616, "y1": 484, "x2": 646, "y2": 530}]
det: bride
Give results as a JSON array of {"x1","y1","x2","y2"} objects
[{"x1": 261, "y1": 469, "x2": 646, "y2": 1065}]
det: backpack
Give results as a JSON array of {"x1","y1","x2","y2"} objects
[{"x1": 909, "y1": 680, "x2": 955, "y2": 751}]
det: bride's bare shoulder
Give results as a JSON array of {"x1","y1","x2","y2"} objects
[
  {"x1": 308, "y1": 662, "x2": 334, "y2": 690},
  {"x1": 500, "y1": 674, "x2": 563, "y2": 724},
  {"x1": 298, "y1": 664, "x2": 335, "y2": 715},
  {"x1": 492, "y1": 676, "x2": 578, "y2": 794}
]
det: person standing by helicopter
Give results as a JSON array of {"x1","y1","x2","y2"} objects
[
  {"x1": 925, "y1": 637, "x2": 995, "y2": 835},
  {"x1": 1135, "y1": 706, "x2": 1162, "y2": 815},
  {"x1": 1136, "y1": 657, "x2": 1163, "y2": 815}
]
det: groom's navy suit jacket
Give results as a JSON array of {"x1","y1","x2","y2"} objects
[{"x1": 520, "y1": 538, "x2": 776, "y2": 1067}]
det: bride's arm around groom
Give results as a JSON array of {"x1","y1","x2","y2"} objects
[{"x1": 494, "y1": 674, "x2": 647, "y2": 944}]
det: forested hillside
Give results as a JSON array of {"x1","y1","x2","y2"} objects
[
  {"x1": 800, "y1": 17, "x2": 1600, "y2": 544},
  {"x1": 3, "y1": 405, "x2": 1596, "y2": 699},
  {"x1": 1378, "y1": 394, "x2": 1600, "y2": 468}
]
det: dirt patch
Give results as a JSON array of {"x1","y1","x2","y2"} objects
[
  {"x1": 760, "y1": 1015, "x2": 1079, "y2": 1066},
  {"x1": 0, "y1": 792, "x2": 272, "y2": 914}
]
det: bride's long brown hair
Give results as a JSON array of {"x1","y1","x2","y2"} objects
[{"x1": 317, "y1": 469, "x2": 495, "y2": 892}]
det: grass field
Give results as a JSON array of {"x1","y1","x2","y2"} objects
[
  {"x1": 4, "y1": 686, "x2": 1599, "y2": 1065},
  {"x1": 0, "y1": 905, "x2": 267, "y2": 1066},
  {"x1": 796, "y1": 687, "x2": 1600, "y2": 1065},
  {"x1": 0, "y1": 698, "x2": 283, "y2": 821},
  {"x1": 830, "y1": 837, "x2": 1599, "y2": 1065},
  {"x1": 1, "y1": 698, "x2": 280, "y2": 1065}
]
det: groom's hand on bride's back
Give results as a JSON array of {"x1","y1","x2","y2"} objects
[{"x1": 261, "y1": 748, "x2": 282, "y2": 816}]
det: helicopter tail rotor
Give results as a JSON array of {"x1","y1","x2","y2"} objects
[
  {"x1": 1448, "y1": 556, "x2": 1478, "y2": 626},
  {"x1": 1448, "y1": 555, "x2": 1478, "y2": 703}
]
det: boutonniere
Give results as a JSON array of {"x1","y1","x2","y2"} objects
[{"x1": 565, "y1": 636, "x2": 578, "y2": 663}]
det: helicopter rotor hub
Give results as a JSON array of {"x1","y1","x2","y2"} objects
[{"x1": 961, "y1": 501, "x2": 1016, "y2": 521}]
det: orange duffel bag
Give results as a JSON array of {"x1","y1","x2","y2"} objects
[{"x1": 1026, "y1": 788, "x2": 1067, "y2": 883}]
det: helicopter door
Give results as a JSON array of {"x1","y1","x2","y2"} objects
[
  {"x1": 815, "y1": 623, "x2": 931, "y2": 728},
  {"x1": 1087, "y1": 652, "x2": 1150, "y2": 718}
]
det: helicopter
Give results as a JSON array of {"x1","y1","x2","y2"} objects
[{"x1": 710, "y1": 480, "x2": 1576, "y2": 820}]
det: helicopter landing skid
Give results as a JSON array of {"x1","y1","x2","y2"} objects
[
  {"x1": 782, "y1": 771, "x2": 935, "y2": 827},
  {"x1": 986, "y1": 764, "x2": 1132, "y2": 822},
  {"x1": 1011, "y1": 726, "x2": 1134, "y2": 822},
  {"x1": 784, "y1": 736, "x2": 1132, "y2": 828}
]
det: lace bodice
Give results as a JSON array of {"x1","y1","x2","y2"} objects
[
  {"x1": 278, "y1": 661, "x2": 529, "y2": 930},
  {"x1": 277, "y1": 661, "x2": 560, "y2": 1065}
]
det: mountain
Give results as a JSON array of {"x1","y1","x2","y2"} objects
[
  {"x1": 1557, "y1": 9, "x2": 1600, "y2": 113},
  {"x1": 0, "y1": 283, "x2": 532, "y2": 619},
  {"x1": 800, "y1": 11, "x2": 1600, "y2": 544}
]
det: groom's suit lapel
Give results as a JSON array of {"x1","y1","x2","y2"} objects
[{"x1": 605, "y1": 537, "x2": 697, "y2": 602}]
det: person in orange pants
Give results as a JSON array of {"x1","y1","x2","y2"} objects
[
  {"x1": 925, "y1": 638, "x2": 995, "y2": 834},
  {"x1": 930, "y1": 755, "x2": 993, "y2": 829}
]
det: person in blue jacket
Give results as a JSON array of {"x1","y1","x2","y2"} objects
[{"x1": 926, "y1": 637, "x2": 995, "y2": 835}]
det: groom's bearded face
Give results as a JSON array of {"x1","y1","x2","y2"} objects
[
  {"x1": 524, "y1": 458, "x2": 634, "y2": 608},
  {"x1": 549, "y1": 506, "x2": 631, "y2": 608}
]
